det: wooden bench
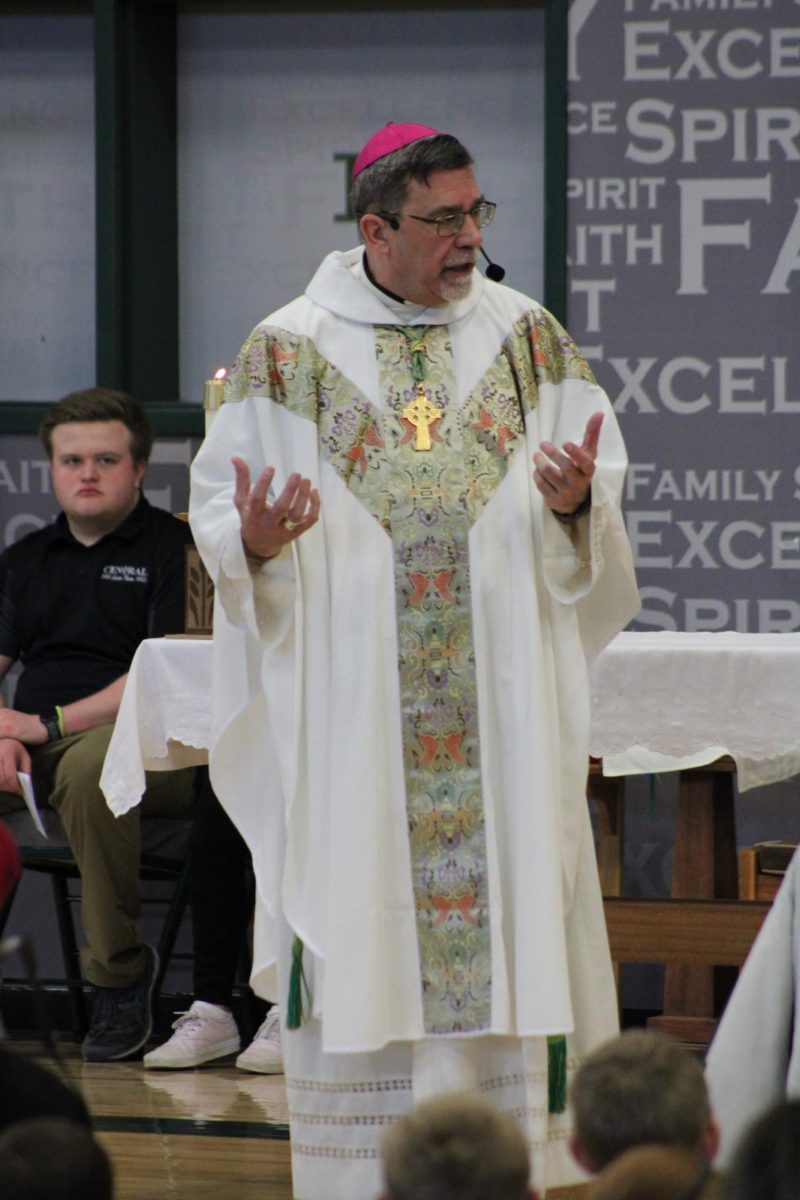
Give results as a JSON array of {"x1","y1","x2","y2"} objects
[{"x1": 588, "y1": 757, "x2": 774, "y2": 1047}]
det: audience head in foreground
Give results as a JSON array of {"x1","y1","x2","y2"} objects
[
  {"x1": 380, "y1": 1092, "x2": 534, "y2": 1200},
  {"x1": 724, "y1": 1097, "x2": 800, "y2": 1200},
  {"x1": 588, "y1": 1144, "x2": 718, "y2": 1200},
  {"x1": 0, "y1": 1116, "x2": 113, "y2": 1200},
  {"x1": 570, "y1": 1029, "x2": 719, "y2": 1173},
  {"x1": 0, "y1": 1044, "x2": 91, "y2": 1132}
]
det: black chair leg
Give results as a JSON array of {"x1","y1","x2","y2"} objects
[
  {"x1": 5, "y1": 833, "x2": 193, "y2": 1043},
  {"x1": 0, "y1": 881, "x2": 20, "y2": 941},
  {"x1": 50, "y1": 874, "x2": 88, "y2": 1041}
]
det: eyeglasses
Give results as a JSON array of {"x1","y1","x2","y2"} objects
[{"x1": 378, "y1": 201, "x2": 497, "y2": 238}]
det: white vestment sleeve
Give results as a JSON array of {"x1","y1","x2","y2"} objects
[
  {"x1": 532, "y1": 379, "x2": 639, "y2": 663},
  {"x1": 705, "y1": 849, "x2": 800, "y2": 1164},
  {"x1": 189, "y1": 398, "x2": 298, "y2": 647},
  {"x1": 189, "y1": 394, "x2": 315, "y2": 1001}
]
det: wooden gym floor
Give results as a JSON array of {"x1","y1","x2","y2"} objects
[
  {"x1": 23, "y1": 1041, "x2": 292, "y2": 1200},
  {"x1": 16, "y1": 1040, "x2": 588, "y2": 1200}
]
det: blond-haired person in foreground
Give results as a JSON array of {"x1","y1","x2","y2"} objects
[
  {"x1": 380, "y1": 1093, "x2": 536, "y2": 1200},
  {"x1": 570, "y1": 1029, "x2": 720, "y2": 1174}
]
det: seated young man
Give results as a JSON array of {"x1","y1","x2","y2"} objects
[
  {"x1": 0, "y1": 388, "x2": 196, "y2": 1062},
  {"x1": 569, "y1": 1029, "x2": 720, "y2": 1174}
]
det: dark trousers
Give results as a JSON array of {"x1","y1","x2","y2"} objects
[
  {"x1": 0, "y1": 726, "x2": 195, "y2": 988},
  {"x1": 190, "y1": 769, "x2": 253, "y2": 1008}
]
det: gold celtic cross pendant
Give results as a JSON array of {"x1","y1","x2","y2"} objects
[{"x1": 402, "y1": 385, "x2": 442, "y2": 451}]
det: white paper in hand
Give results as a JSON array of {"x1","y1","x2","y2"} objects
[{"x1": 16, "y1": 773, "x2": 47, "y2": 838}]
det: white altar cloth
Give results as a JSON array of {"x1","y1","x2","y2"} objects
[
  {"x1": 101, "y1": 631, "x2": 800, "y2": 813},
  {"x1": 100, "y1": 636, "x2": 212, "y2": 815},
  {"x1": 590, "y1": 631, "x2": 800, "y2": 792}
]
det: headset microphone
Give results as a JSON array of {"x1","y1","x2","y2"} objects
[{"x1": 480, "y1": 247, "x2": 506, "y2": 282}]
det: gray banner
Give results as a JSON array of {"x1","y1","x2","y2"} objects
[{"x1": 567, "y1": 2, "x2": 800, "y2": 632}]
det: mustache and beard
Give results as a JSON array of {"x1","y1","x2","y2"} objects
[{"x1": 438, "y1": 252, "x2": 478, "y2": 302}]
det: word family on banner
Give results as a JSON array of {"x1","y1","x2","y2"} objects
[{"x1": 567, "y1": 1, "x2": 800, "y2": 632}]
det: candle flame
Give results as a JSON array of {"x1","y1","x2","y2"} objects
[{"x1": 214, "y1": 367, "x2": 227, "y2": 382}]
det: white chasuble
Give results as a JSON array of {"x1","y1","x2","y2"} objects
[{"x1": 189, "y1": 247, "x2": 640, "y2": 1198}]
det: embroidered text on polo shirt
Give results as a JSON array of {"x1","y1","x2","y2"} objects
[{"x1": 100, "y1": 565, "x2": 149, "y2": 584}]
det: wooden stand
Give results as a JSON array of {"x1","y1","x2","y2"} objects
[
  {"x1": 590, "y1": 757, "x2": 771, "y2": 1048},
  {"x1": 604, "y1": 895, "x2": 770, "y2": 1047},
  {"x1": 738, "y1": 842, "x2": 796, "y2": 902},
  {"x1": 648, "y1": 759, "x2": 740, "y2": 1045}
]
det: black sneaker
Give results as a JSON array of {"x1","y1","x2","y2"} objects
[{"x1": 81, "y1": 944, "x2": 159, "y2": 1062}]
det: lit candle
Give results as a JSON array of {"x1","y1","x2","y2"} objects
[{"x1": 203, "y1": 367, "x2": 227, "y2": 435}]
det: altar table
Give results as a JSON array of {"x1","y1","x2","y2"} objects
[
  {"x1": 101, "y1": 631, "x2": 800, "y2": 1043},
  {"x1": 588, "y1": 631, "x2": 800, "y2": 1041}
]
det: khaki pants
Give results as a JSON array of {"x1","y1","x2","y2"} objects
[{"x1": 0, "y1": 724, "x2": 195, "y2": 988}]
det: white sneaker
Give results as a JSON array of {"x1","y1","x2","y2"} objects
[
  {"x1": 235, "y1": 1008, "x2": 284, "y2": 1074},
  {"x1": 143, "y1": 1000, "x2": 241, "y2": 1070}
]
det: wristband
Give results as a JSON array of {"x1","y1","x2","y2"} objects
[
  {"x1": 55, "y1": 705, "x2": 66, "y2": 737},
  {"x1": 38, "y1": 710, "x2": 62, "y2": 743}
]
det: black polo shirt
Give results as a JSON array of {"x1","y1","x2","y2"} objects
[{"x1": 0, "y1": 497, "x2": 193, "y2": 714}]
